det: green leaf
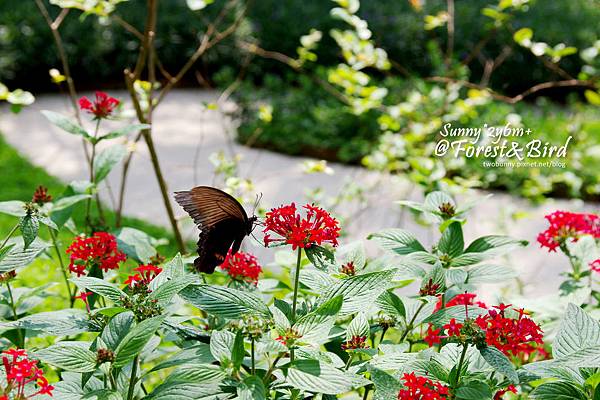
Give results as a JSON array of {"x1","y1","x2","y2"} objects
[
  {"x1": 305, "y1": 245, "x2": 336, "y2": 271},
  {"x1": 42, "y1": 110, "x2": 91, "y2": 139},
  {"x1": 0, "y1": 237, "x2": 50, "y2": 272},
  {"x1": 464, "y1": 236, "x2": 527, "y2": 254},
  {"x1": 585, "y1": 90, "x2": 600, "y2": 106},
  {"x1": 424, "y1": 305, "x2": 487, "y2": 326},
  {"x1": 19, "y1": 214, "x2": 39, "y2": 250},
  {"x1": 438, "y1": 221, "x2": 464, "y2": 257},
  {"x1": 115, "y1": 227, "x2": 157, "y2": 264},
  {"x1": 209, "y1": 330, "x2": 238, "y2": 363},
  {"x1": 149, "y1": 253, "x2": 186, "y2": 291},
  {"x1": 148, "y1": 343, "x2": 214, "y2": 373},
  {"x1": 1, "y1": 309, "x2": 91, "y2": 336},
  {"x1": 479, "y1": 346, "x2": 519, "y2": 384},
  {"x1": 101, "y1": 311, "x2": 135, "y2": 350},
  {"x1": 368, "y1": 366, "x2": 403, "y2": 400},
  {"x1": 181, "y1": 284, "x2": 270, "y2": 319},
  {"x1": 165, "y1": 364, "x2": 227, "y2": 384},
  {"x1": 554, "y1": 303, "x2": 600, "y2": 360},
  {"x1": 368, "y1": 229, "x2": 426, "y2": 255},
  {"x1": 467, "y1": 264, "x2": 517, "y2": 284},
  {"x1": 52, "y1": 194, "x2": 91, "y2": 212},
  {"x1": 456, "y1": 381, "x2": 493, "y2": 399},
  {"x1": 340, "y1": 241, "x2": 367, "y2": 270},
  {"x1": 346, "y1": 312, "x2": 369, "y2": 340},
  {"x1": 238, "y1": 375, "x2": 266, "y2": 400},
  {"x1": 94, "y1": 144, "x2": 127, "y2": 182},
  {"x1": 35, "y1": 342, "x2": 97, "y2": 372},
  {"x1": 446, "y1": 268, "x2": 467, "y2": 285},
  {"x1": 530, "y1": 381, "x2": 588, "y2": 400},
  {"x1": 375, "y1": 290, "x2": 405, "y2": 318},
  {"x1": 0, "y1": 201, "x2": 27, "y2": 217},
  {"x1": 98, "y1": 124, "x2": 150, "y2": 142},
  {"x1": 295, "y1": 295, "x2": 343, "y2": 344},
  {"x1": 424, "y1": 191, "x2": 456, "y2": 212},
  {"x1": 287, "y1": 359, "x2": 370, "y2": 395},
  {"x1": 145, "y1": 383, "x2": 226, "y2": 400},
  {"x1": 513, "y1": 27, "x2": 533, "y2": 45},
  {"x1": 71, "y1": 277, "x2": 128, "y2": 304},
  {"x1": 114, "y1": 315, "x2": 164, "y2": 368},
  {"x1": 147, "y1": 276, "x2": 191, "y2": 306},
  {"x1": 421, "y1": 262, "x2": 446, "y2": 293}
]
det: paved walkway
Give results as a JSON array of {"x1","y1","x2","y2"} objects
[{"x1": 0, "y1": 90, "x2": 594, "y2": 297}]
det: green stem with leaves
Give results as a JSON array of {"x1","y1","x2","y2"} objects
[
  {"x1": 126, "y1": 355, "x2": 139, "y2": 400},
  {"x1": 48, "y1": 227, "x2": 74, "y2": 307},
  {"x1": 6, "y1": 282, "x2": 24, "y2": 348},
  {"x1": 451, "y1": 342, "x2": 469, "y2": 390},
  {"x1": 399, "y1": 301, "x2": 427, "y2": 342},
  {"x1": 0, "y1": 224, "x2": 19, "y2": 250}
]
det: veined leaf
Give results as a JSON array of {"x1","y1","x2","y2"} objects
[
  {"x1": 346, "y1": 312, "x2": 369, "y2": 340},
  {"x1": 180, "y1": 284, "x2": 270, "y2": 319},
  {"x1": 375, "y1": 290, "x2": 405, "y2": 318},
  {"x1": 114, "y1": 315, "x2": 164, "y2": 368},
  {"x1": 101, "y1": 311, "x2": 135, "y2": 350},
  {"x1": 42, "y1": 110, "x2": 91, "y2": 139},
  {"x1": 368, "y1": 229, "x2": 426, "y2": 255},
  {"x1": 480, "y1": 346, "x2": 519, "y2": 384},
  {"x1": 287, "y1": 359, "x2": 370, "y2": 395},
  {"x1": 0, "y1": 237, "x2": 50, "y2": 272},
  {"x1": 530, "y1": 381, "x2": 588, "y2": 400},
  {"x1": 71, "y1": 277, "x2": 128, "y2": 304},
  {"x1": 98, "y1": 124, "x2": 150, "y2": 142},
  {"x1": 295, "y1": 295, "x2": 343, "y2": 344},
  {"x1": 554, "y1": 303, "x2": 600, "y2": 360},
  {"x1": 19, "y1": 214, "x2": 39, "y2": 250},
  {"x1": 35, "y1": 342, "x2": 97, "y2": 372},
  {"x1": 0, "y1": 200, "x2": 27, "y2": 217},
  {"x1": 94, "y1": 144, "x2": 127, "y2": 182},
  {"x1": 438, "y1": 221, "x2": 464, "y2": 257}
]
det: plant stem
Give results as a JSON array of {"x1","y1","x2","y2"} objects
[
  {"x1": 251, "y1": 338, "x2": 255, "y2": 374},
  {"x1": 263, "y1": 354, "x2": 282, "y2": 385},
  {"x1": 379, "y1": 326, "x2": 388, "y2": 346},
  {"x1": 399, "y1": 301, "x2": 427, "y2": 342},
  {"x1": 48, "y1": 227, "x2": 74, "y2": 307},
  {"x1": 362, "y1": 385, "x2": 371, "y2": 400},
  {"x1": 0, "y1": 224, "x2": 19, "y2": 249},
  {"x1": 452, "y1": 343, "x2": 469, "y2": 389},
  {"x1": 6, "y1": 282, "x2": 24, "y2": 347},
  {"x1": 85, "y1": 119, "x2": 101, "y2": 228},
  {"x1": 126, "y1": 355, "x2": 139, "y2": 400},
  {"x1": 344, "y1": 353, "x2": 353, "y2": 370},
  {"x1": 291, "y1": 248, "x2": 302, "y2": 321}
]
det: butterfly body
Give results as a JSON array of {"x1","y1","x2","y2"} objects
[{"x1": 174, "y1": 186, "x2": 256, "y2": 273}]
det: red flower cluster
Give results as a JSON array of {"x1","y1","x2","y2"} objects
[
  {"x1": 494, "y1": 385, "x2": 517, "y2": 399},
  {"x1": 475, "y1": 304, "x2": 545, "y2": 359},
  {"x1": 79, "y1": 91, "x2": 120, "y2": 119},
  {"x1": 1, "y1": 348, "x2": 54, "y2": 398},
  {"x1": 398, "y1": 373, "x2": 449, "y2": 400},
  {"x1": 590, "y1": 259, "x2": 600, "y2": 273},
  {"x1": 31, "y1": 185, "x2": 52, "y2": 204},
  {"x1": 434, "y1": 292, "x2": 487, "y2": 311},
  {"x1": 341, "y1": 335, "x2": 368, "y2": 350},
  {"x1": 537, "y1": 211, "x2": 600, "y2": 252},
  {"x1": 75, "y1": 291, "x2": 93, "y2": 312},
  {"x1": 220, "y1": 250, "x2": 262, "y2": 284},
  {"x1": 124, "y1": 264, "x2": 163, "y2": 288},
  {"x1": 66, "y1": 232, "x2": 126, "y2": 277},
  {"x1": 263, "y1": 203, "x2": 340, "y2": 250}
]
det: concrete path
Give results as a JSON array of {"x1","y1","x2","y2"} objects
[{"x1": 0, "y1": 89, "x2": 594, "y2": 297}]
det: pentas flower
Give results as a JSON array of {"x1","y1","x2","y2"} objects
[
  {"x1": 263, "y1": 203, "x2": 340, "y2": 250},
  {"x1": 2, "y1": 348, "x2": 54, "y2": 398},
  {"x1": 435, "y1": 292, "x2": 487, "y2": 311},
  {"x1": 398, "y1": 373, "x2": 449, "y2": 400},
  {"x1": 341, "y1": 335, "x2": 368, "y2": 351},
  {"x1": 590, "y1": 259, "x2": 600, "y2": 273},
  {"x1": 424, "y1": 326, "x2": 442, "y2": 347},
  {"x1": 79, "y1": 91, "x2": 120, "y2": 119},
  {"x1": 75, "y1": 291, "x2": 93, "y2": 312},
  {"x1": 494, "y1": 385, "x2": 517, "y2": 399},
  {"x1": 124, "y1": 264, "x2": 163, "y2": 288},
  {"x1": 66, "y1": 232, "x2": 126, "y2": 277},
  {"x1": 220, "y1": 250, "x2": 262, "y2": 284},
  {"x1": 31, "y1": 185, "x2": 52, "y2": 204},
  {"x1": 537, "y1": 211, "x2": 600, "y2": 252},
  {"x1": 443, "y1": 318, "x2": 463, "y2": 337}
]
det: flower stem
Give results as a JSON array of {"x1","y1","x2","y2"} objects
[
  {"x1": 290, "y1": 248, "x2": 302, "y2": 362},
  {"x1": 85, "y1": 119, "x2": 101, "y2": 229},
  {"x1": 344, "y1": 353, "x2": 353, "y2": 370},
  {"x1": 399, "y1": 301, "x2": 427, "y2": 342},
  {"x1": 0, "y1": 224, "x2": 19, "y2": 249},
  {"x1": 48, "y1": 227, "x2": 74, "y2": 307},
  {"x1": 6, "y1": 282, "x2": 24, "y2": 347},
  {"x1": 452, "y1": 343, "x2": 469, "y2": 389},
  {"x1": 251, "y1": 338, "x2": 255, "y2": 374},
  {"x1": 126, "y1": 355, "x2": 139, "y2": 400}
]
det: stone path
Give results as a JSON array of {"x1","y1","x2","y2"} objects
[{"x1": 0, "y1": 89, "x2": 594, "y2": 297}]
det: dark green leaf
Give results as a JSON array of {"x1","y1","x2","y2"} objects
[
  {"x1": 479, "y1": 346, "x2": 519, "y2": 384},
  {"x1": 114, "y1": 316, "x2": 164, "y2": 368},
  {"x1": 42, "y1": 110, "x2": 91, "y2": 139},
  {"x1": 19, "y1": 214, "x2": 39, "y2": 250},
  {"x1": 438, "y1": 221, "x2": 464, "y2": 257}
]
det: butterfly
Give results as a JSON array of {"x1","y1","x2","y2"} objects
[{"x1": 174, "y1": 186, "x2": 258, "y2": 273}]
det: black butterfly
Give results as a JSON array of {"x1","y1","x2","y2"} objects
[{"x1": 174, "y1": 186, "x2": 257, "y2": 273}]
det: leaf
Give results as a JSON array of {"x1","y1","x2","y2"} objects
[
  {"x1": 553, "y1": 303, "x2": 600, "y2": 360},
  {"x1": 19, "y1": 214, "x2": 39, "y2": 250},
  {"x1": 115, "y1": 227, "x2": 157, "y2": 264},
  {"x1": 42, "y1": 110, "x2": 91, "y2": 139},
  {"x1": 424, "y1": 305, "x2": 487, "y2": 326},
  {"x1": 513, "y1": 27, "x2": 533, "y2": 45},
  {"x1": 424, "y1": 191, "x2": 456, "y2": 212},
  {"x1": 180, "y1": 284, "x2": 270, "y2": 319},
  {"x1": 94, "y1": 144, "x2": 127, "y2": 182},
  {"x1": 101, "y1": 311, "x2": 135, "y2": 350},
  {"x1": 147, "y1": 276, "x2": 191, "y2": 306},
  {"x1": 305, "y1": 245, "x2": 336, "y2": 271},
  {"x1": 52, "y1": 194, "x2": 91, "y2": 212},
  {"x1": 145, "y1": 383, "x2": 226, "y2": 400},
  {"x1": 530, "y1": 381, "x2": 589, "y2": 400},
  {"x1": 114, "y1": 315, "x2": 165, "y2": 368},
  {"x1": 368, "y1": 229, "x2": 426, "y2": 255},
  {"x1": 446, "y1": 268, "x2": 468, "y2": 285},
  {"x1": 346, "y1": 312, "x2": 369, "y2": 340},
  {"x1": 287, "y1": 359, "x2": 370, "y2": 395},
  {"x1": 0, "y1": 201, "x2": 27, "y2": 217},
  {"x1": 71, "y1": 277, "x2": 128, "y2": 304},
  {"x1": 238, "y1": 375, "x2": 266, "y2": 400},
  {"x1": 420, "y1": 262, "x2": 446, "y2": 293},
  {"x1": 467, "y1": 264, "x2": 517, "y2": 284},
  {"x1": 35, "y1": 342, "x2": 97, "y2": 372},
  {"x1": 0, "y1": 237, "x2": 50, "y2": 272},
  {"x1": 464, "y1": 236, "x2": 527, "y2": 255},
  {"x1": 456, "y1": 381, "x2": 493, "y2": 399},
  {"x1": 295, "y1": 296, "x2": 343, "y2": 344},
  {"x1": 165, "y1": 364, "x2": 227, "y2": 384},
  {"x1": 585, "y1": 90, "x2": 600, "y2": 106},
  {"x1": 149, "y1": 253, "x2": 186, "y2": 291},
  {"x1": 479, "y1": 346, "x2": 519, "y2": 384},
  {"x1": 375, "y1": 290, "x2": 405, "y2": 318},
  {"x1": 209, "y1": 330, "x2": 237, "y2": 363},
  {"x1": 368, "y1": 366, "x2": 403, "y2": 400},
  {"x1": 340, "y1": 241, "x2": 367, "y2": 270},
  {"x1": 99, "y1": 124, "x2": 150, "y2": 142},
  {"x1": 438, "y1": 221, "x2": 464, "y2": 257},
  {"x1": 1, "y1": 309, "x2": 92, "y2": 336}
]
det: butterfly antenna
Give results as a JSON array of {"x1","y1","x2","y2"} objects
[{"x1": 252, "y1": 192, "x2": 263, "y2": 214}]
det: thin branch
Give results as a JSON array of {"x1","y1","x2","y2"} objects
[
  {"x1": 111, "y1": 14, "x2": 144, "y2": 40},
  {"x1": 445, "y1": 0, "x2": 455, "y2": 66},
  {"x1": 427, "y1": 76, "x2": 596, "y2": 104}
]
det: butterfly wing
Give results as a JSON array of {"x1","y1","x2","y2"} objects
[{"x1": 174, "y1": 186, "x2": 249, "y2": 273}]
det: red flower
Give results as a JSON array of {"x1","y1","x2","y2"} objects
[
  {"x1": 2, "y1": 348, "x2": 54, "y2": 398},
  {"x1": 263, "y1": 203, "x2": 340, "y2": 250},
  {"x1": 537, "y1": 211, "x2": 600, "y2": 252},
  {"x1": 424, "y1": 325, "x2": 442, "y2": 347},
  {"x1": 443, "y1": 318, "x2": 463, "y2": 337},
  {"x1": 590, "y1": 259, "x2": 600, "y2": 273},
  {"x1": 435, "y1": 292, "x2": 487, "y2": 311},
  {"x1": 79, "y1": 91, "x2": 120, "y2": 119},
  {"x1": 32, "y1": 185, "x2": 52, "y2": 204},
  {"x1": 66, "y1": 232, "x2": 126, "y2": 277},
  {"x1": 125, "y1": 264, "x2": 163, "y2": 288},
  {"x1": 220, "y1": 250, "x2": 262, "y2": 284},
  {"x1": 494, "y1": 385, "x2": 517, "y2": 399},
  {"x1": 398, "y1": 372, "x2": 449, "y2": 400},
  {"x1": 75, "y1": 291, "x2": 93, "y2": 312},
  {"x1": 341, "y1": 335, "x2": 369, "y2": 350}
]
